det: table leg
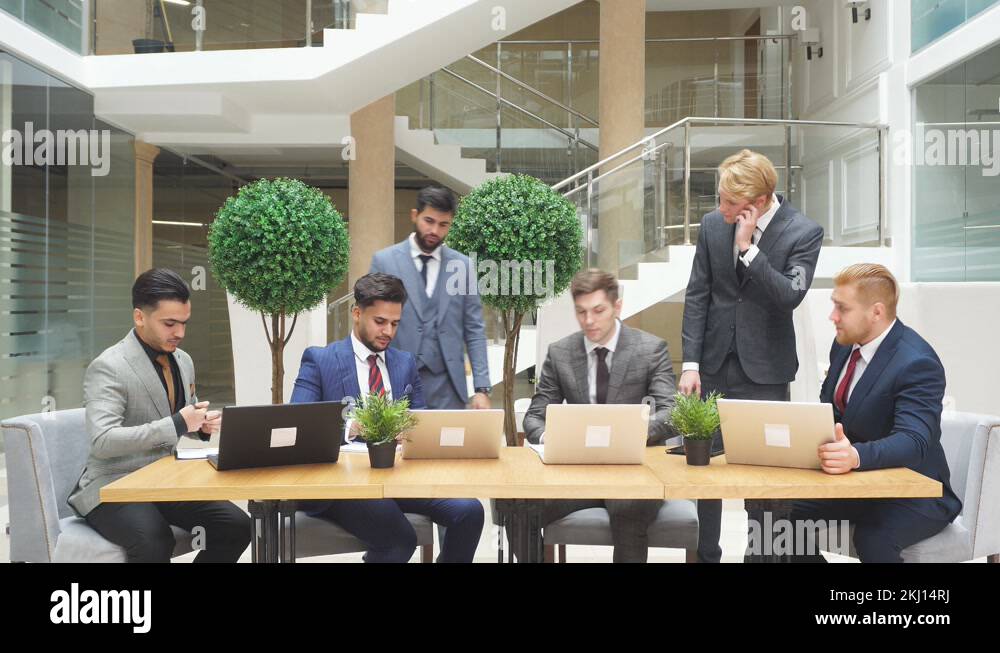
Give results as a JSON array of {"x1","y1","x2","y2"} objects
[
  {"x1": 744, "y1": 499, "x2": 795, "y2": 563},
  {"x1": 248, "y1": 500, "x2": 281, "y2": 564},
  {"x1": 277, "y1": 501, "x2": 298, "y2": 564},
  {"x1": 494, "y1": 499, "x2": 544, "y2": 563}
]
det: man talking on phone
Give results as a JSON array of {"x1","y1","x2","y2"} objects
[
  {"x1": 679, "y1": 150, "x2": 823, "y2": 563},
  {"x1": 68, "y1": 268, "x2": 250, "y2": 563}
]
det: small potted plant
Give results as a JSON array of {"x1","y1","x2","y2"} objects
[
  {"x1": 351, "y1": 392, "x2": 417, "y2": 469},
  {"x1": 669, "y1": 391, "x2": 723, "y2": 466}
]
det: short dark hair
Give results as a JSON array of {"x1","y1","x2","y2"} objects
[
  {"x1": 132, "y1": 268, "x2": 191, "y2": 311},
  {"x1": 570, "y1": 268, "x2": 620, "y2": 303},
  {"x1": 414, "y1": 185, "x2": 457, "y2": 215},
  {"x1": 354, "y1": 273, "x2": 407, "y2": 309}
]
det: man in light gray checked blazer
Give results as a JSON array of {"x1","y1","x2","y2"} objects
[
  {"x1": 69, "y1": 269, "x2": 250, "y2": 563},
  {"x1": 680, "y1": 150, "x2": 823, "y2": 563},
  {"x1": 522, "y1": 269, "x2": 678, "y2": 563}
]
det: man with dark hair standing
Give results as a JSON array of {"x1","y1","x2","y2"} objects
[
  {"x1": 369, "y1": 185, "x2": 492, "y2": 410},
  {"x1": 69, "y1": 268, "x2": 250, "y2": 563},
  {"x1": 291, "y1": 272, "x2": 484, "y2": 563}
]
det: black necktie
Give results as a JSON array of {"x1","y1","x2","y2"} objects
[
  {"x1": 418, "y1": 254, "x2": 432, "y2": 292},
  {"x1": 594, "y1": 347, "x2": 609, "y2": 404}
]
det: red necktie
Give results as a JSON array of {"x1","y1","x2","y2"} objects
[
  {"x1": 367, "y1": 354, "x2": 386, "y2": 398},
  {"x1": 834, "y1": 348, "x2": 863, "y2": 414}
]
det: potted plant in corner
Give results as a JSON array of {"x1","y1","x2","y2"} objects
[
  {"x1": 669, "y1": 391, "x2": 723, "y2": 466},
  {"x1": 351, "y1": 392, "x2": 417, "y2": 469}
]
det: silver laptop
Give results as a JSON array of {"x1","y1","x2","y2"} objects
[
  {"x1": 718, "y1": 399, "x2": 836, "y2": 469},
  {"x1": 540, "y1": 403, "x2": 650, "y2": 464},
  {"x1": 401, "y1": 409, "x2": 503, "y2": 459}
]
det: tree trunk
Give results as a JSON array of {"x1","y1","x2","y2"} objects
[
  {"x1": 502, "y1": 310, "x2": 525, "y2": 446},
  {"x1": 270, "y1": 312, "x2": 285, "y2": 404}
]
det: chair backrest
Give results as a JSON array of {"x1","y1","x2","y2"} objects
[
  {"x1": 2, "y1": 408, "x2": 89, "y2": 562},
  {"x1": 939, "y1": 411, "x2": 1000, "y2": 558}
]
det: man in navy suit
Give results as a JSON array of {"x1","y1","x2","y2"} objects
[
  {"x1": 290, "y1": 273, "x2": 484, "y2": 562},
  {"x1": 790, "y1": 264, "x2": 961, "y2": 562}
]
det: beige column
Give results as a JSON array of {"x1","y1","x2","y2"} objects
[
  {"x1": 133, "y1": 140, "x2": 160, "y2": 277},
  {"x1": 597, "y1": 0, "x2": 646, "y2": 274},
  {"x1": 348, "y1": 94, "x2": 396, "y2": 285}
]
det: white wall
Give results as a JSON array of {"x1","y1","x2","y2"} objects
[{"x1": 797, "y1": 284, "x2": 1000, "y2": 417}]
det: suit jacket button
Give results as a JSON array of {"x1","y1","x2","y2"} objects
[{"x1": 730, "y1": 325, "x2": 735, "y2": 331}]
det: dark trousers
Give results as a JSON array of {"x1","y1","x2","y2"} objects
[
  {"x1": 311, "y1": 498, "x2": 484, "y2": 563},
  {"x1": 540, "y1": 499, "x2": 664, "y2": 563},
  {"x1": 697, "y1": 353, "x2": 789, "y2": 563},
  {"x1": 788, "y1": 499, "x2": 951, "y2": 563},
  {"x1": 86, "y1": 501, "x2": 250, "y2": 563}
]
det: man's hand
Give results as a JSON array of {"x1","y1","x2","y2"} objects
[
  {"x1": 678, "y1": 370, "x2": 702, "y2": 397},
  {"x1": 469, "y1": 392, "x2": 491, "y2": 410},
  {"x1": 200, "y1": 410, "x2": 222, "y2": 435},
  {"x1": 180, "y1": 401, "x2": 210, "y2": 433},
  {"x1": 818, "y1": 423, "x2": 860, "y2": 475},
  {"x1": 735, "y1": 204, "x2": 761, "y2": 252}
]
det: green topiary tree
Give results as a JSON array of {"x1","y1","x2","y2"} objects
[
  {"x1": 208, "y1": 177, "x2": 349, "y2": 404},
  {"x1": 448, "y1": 174, "x2": 583, "y2": 445}
]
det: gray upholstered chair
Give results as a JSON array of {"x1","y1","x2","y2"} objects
[
  {"x1": 294, "y1": 512, "x2": 435, "y2": 562},
  {"x1": 814, "y1": 411, "x2": 1000, "y2": 563},
  {"x1": 542, "y1": 500, "x2": 700, "y2": 562},
  {"x1": 2, "y1": 409, "x2": 194, "y2": 562}
]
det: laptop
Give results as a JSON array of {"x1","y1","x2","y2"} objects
[
  {"x1": 401, "y1": 409, "x2": 504, "y2": 459},
  {"x1": 207, "y1": 401, "x2": 345, "y2": 471},
  {"x1": 538, "y1": 403, "x2": 650, "y2": 464},
  {"x1": 718, "y1": 399, "x2": 836, "y2": 469}
]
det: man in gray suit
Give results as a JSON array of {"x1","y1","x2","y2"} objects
[
  {"x1": 69, "y1": 269, "x2": 250, "y2": 563},
  {"x1": 521, "y1": 269, "x2": 678, "y2": 563},
  {"x1": 369, "y1": 185, "x2": 491, "y2": 409},
  {"x1": 679, "y1": 149, "x2": 823, "y2": 563}
]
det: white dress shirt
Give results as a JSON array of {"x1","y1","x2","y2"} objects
[
  {"x1": 540, "y1": 320, "x2": 622, "y2": 444},
  {"x1": 346, "y1": 331, "x2": 393, "y2": 442},
  {"x1": 409, "y1": 233, "x2": 442, "y2": 297},
  {"x1": 834, "y1": 319, "x2": 897, "y2": 405},
  {"x1": 351, "y1": 331, "x2": 392, "y2": 400},
  {"x1": 585, "y1": 319, "x2": 622, "y2": 405},
  {"x1": 683, "y1": 194, "x2": 780, "y2": 373}
]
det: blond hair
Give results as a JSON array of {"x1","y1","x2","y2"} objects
[
  {"x1": 834, "y1": 264, "x2": 899, "y2": 318},
  {"x1": 718, "y1": 149, "x2": 778, "y2": 202},
  {"x1": 571, "y1": 268, "x2": 619, "y2": 303}
]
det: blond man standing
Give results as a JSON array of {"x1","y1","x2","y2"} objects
[{"x1": 679, "y1": 149, "x2": 824, "y2": 562}]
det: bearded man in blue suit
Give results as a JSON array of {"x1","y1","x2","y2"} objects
[{"x1": 291, "y1": 273, "x2": 484, "y2": 562}]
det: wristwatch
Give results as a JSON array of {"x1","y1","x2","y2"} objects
[{"x1": 474, "y1": 387, "x2": 492, "y2": 397}]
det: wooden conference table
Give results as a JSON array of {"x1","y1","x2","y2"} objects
[{"x1": 101, "y1": 447, "x2": 941, "y2": 563}]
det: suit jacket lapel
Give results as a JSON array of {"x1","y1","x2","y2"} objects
[
  {"x1": 842, "y1": 321, "x2": 905, "y2": 430},
  {"x1": 606, "y1": 325, "x2": 635, "y2": 404},
  {"x1": 335, "y1": 339, "x2": 362, "y2": 400},
  {"x1": 383, "y1": 348, "x2": 413, "y2": 400},
  {"x1": 122, "y1": 334, "x2": 171, "y2": 418},
  {"x1": 392, "y1": 242, "x2": 426, "y2": 320},
  {"x1": 434, "y1": 246, "x2": 454, "y2": 322},
  {"x1": 754, "y1": 196, "x2": 793, "y2": 257},
  {"x1": 719, "y1": 219, "x2": 741, "y2": 288},
  {"x1": 568, "y1": 333, "x2": 590, "y2": 404}
]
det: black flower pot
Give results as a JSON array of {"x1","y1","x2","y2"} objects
[
  {"x1": 367, "y1": 441, "x2": 397, "y2": 469},
  {"x1": 684, "y1": 437, "x2": 712, "y2": 466}
]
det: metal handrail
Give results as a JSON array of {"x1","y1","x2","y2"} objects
[
  {"x1": 552, "y1": 116, "x2": 888, "y2": 192},
  {"x1": 463, "y1": 55, "x2": 599, "y2": 128},
  {"x1": 497, "y1": 35, "x2": 798, "y2": 45},
  {"x1": 438, "y1": 67, "x2": 599, "y2": 152}
]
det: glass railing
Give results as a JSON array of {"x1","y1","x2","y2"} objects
[
  {"x1": 396, "y1": 54, "x2": 601, "y2": 186},
  {"x1": 555, "y1": 117, "x2": 889, "y2": 277},
  {"x1": 912, "y1": 0, "x2": 1000, "y2": 53},
  {"x1": 91, "y1": 0, "x2": 387, "y2": 55},
  {"x1": 0, "y1": 0, "x2": 87, "y2": 54}
]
